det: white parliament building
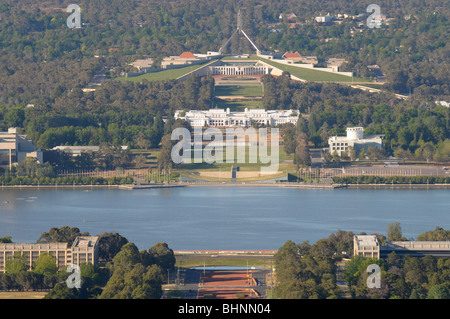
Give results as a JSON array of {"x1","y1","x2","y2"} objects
[{"x1": 174, "y1": 108, "x2": 299, "y2": 127}]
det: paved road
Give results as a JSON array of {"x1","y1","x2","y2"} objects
[{"x1": 181, "y1": 269, "x2": 201, "y2": 299}]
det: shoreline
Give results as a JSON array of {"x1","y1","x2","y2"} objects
[
  {"x1": 345, "y1": 183, "x2": 450, "y2": 189},
  {"x1": 1, "y1": 182, "x2": 449, "y2": 190}
]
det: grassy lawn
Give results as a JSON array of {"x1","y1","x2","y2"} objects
[
  {"x1": 0, "y1": 292, "x2": 47, "y2": 299},
  {"x1": 256, "y1": 56, "x2": 368, "y2": 83},
  {"x1": 116, "y1": 62, "x2": 212, "y2": 82},
  {"x1": 175, "y1": 256, "x2": 272, "y2": 269},
  {"x1": 213, "y1": 99, "x2": 263, "y2": 111},
  {"x1": 214, "y1": 85, "x2": 263, "y2": 97},
  {"x1": 173, "y1": 144, "x2": 297, "y2": 182}
]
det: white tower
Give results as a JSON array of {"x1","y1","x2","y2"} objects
[{"x1": 346, "y1": 127, "x2": 364, "y2": 140}]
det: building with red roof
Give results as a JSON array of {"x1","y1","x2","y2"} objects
[
  {"x1": 282, "y1": 52, "x2": 302, "y2": 62},
  {"x1": 179, "y1": 52, "x2": 196, "y2": 59}
]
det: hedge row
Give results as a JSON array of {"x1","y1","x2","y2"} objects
[
  {"x1": 0, "y1": 176, "x2": 134, "y2": 186},
  {"x1": 332, "y1": 176, "x2": 450, "y2": 184}
]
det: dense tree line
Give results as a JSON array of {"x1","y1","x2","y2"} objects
[
  {"x1": 333, "y1": 176, "x2": 450, "y2": 184},
  {"x1": 0, "y1": 0, "x2": 448, "y2": 172},
  {"x1": 0, "y1": 175, "x2": 134, "y2": 186},
  {"x1": 273, "y1": 230, "x2": 354, "y2": 299},
  {"x1": 343, "y1": 253, "x2": 450, "y2": 299},
  {"x1": 98, "y1": 242, "x2": 174, "y2": 299},
  {"x1": 0, "y1": 0, "x2": 447, "y2": 110},
  {"x1": 0, "y1": 75, "x2": 213, "y2": 152},
  {"x1": 0, "y1": 156, "x2": 134, "y2": 184},
  {"x1": 274, "y1": 226, "x2": 450, "y2": 299},
  {"x1": 281, "y1": 122, "x2": 311, "y2": 168},
  {"x1": 264, "y1": 77, "x2": 449, "y2": 158},
  {"x1": 0, "y1": 226, "x2": 175, "y2": 299}
]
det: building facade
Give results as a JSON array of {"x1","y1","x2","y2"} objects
[
  {"x1": 161, "y1": 52, "x2": 203, "y2": 69},
  {"x1": 328, "y1": 127, "x2": 384, "y2": 156},
  {"x1": 129, "y1": 58, "x2": 154, "y2": 73},
  {"x1": 282, "y1": 52, "x2": 318, "y2": 65},
  {"x1": 51, "y1": 145, "x2": 128, "y2": 157},
  {"x1": 0, "y1": 128, "x2": 43, "y2": 168},
  {"x1": 354, "y1": 235, "x2": 380, "y2": 258},
  {"x1": 175, "y1": 108, "x2": 299, "y2": 127},
  {"x1": 353, "y1": 235, "x2": 450, "y2": 259},
  {"x1": 210, "y1": 61, "x2": 269, "y2": 76},
  {"x1": 0, "y1": 236, "x2": 99, "y2": 273}
]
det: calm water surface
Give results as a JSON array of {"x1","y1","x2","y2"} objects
[{"x1": 0, "y1": 187, "x2": 448, "y2": 250}]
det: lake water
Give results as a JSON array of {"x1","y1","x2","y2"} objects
[{"x1": 0, "y1": 187, "x2": 448, "y2": 251}]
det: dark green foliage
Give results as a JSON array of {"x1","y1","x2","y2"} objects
[
  {"x1": 99, "y1": 242, "x2": 169, "y2": 299},
  {"x1": 333, "y1": 176, "x2": 450, "y2": 184}
]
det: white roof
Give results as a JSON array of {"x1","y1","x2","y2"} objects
[{"x1": 355, "y1": 235, "x2": 379, "y2": 247}]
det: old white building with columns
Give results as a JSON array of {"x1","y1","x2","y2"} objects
[{"x1": 174, "y1": 108, "x2": 299, "y2": 127}]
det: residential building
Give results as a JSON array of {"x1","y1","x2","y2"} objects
[
  {"x1": 0, "y1": 236, "x2": 99, "y2": 273},
  {"x1": 0, "y1": 128, "x2": 43, "y2": 168},
  {"x1": 315, "y1": 15, "x2": 334, "y2": 23},
  {"x1": 174, "y1": 108, "x2": 299, "y2": 127},
  {"x1": 279, "y1": 13, "x2": 297, "y2": 21},
  {"x1": 328, "y1": 127, "x2": 384, "y2": 156}
]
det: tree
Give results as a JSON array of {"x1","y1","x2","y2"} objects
[
  {"x1": 0, "y1": 236, "x2": 12, "y2": 243},
  {"x1": 37, "y1": 226, "x2": 88, "y2": 246},
  {"x1": 415, "y1": 142, "x2": 436, "y2": 163},
  {"x1": 99, "y1": 242, "x2": 166, "y2": 299},
  {"x1": 394, "y1": 147, "x2": 413, "y2": 164},
  {"x1": 157, "y1": 134, "x2": 174, "y2": 173},
  {"x1": 44, "y1": 282, "x2": 83, "y2": 299},
  {"x1": 281, "y1": 123, "x2": 297, "y2": 155},
  {"x1": 348, "y1": 146, "x2": 357, "y2": 161},
  {"x1": 5, "y1": 251, "x2": 28, "y2": 274},
  {"x1": 134, "y1": 131, "x2": 151, "y2": 150},
  {"x1": 109, "y1": 242, "x2": 141, "y2": 273},
  {"x1": 367, "y1": 146, "x2": 386, "y2": 161},
  {"x1": 98, "y1": 232, "x2": 129, "y2": 261},
  {"x1": 417, "y1": 227, "x2": 450, "y2": 241},
  {"x1": 33, "y1": 252, "x2": 58, "y2": 276},
  {"x1": 294, "y1": 132, "x2": 311, "y2": 168},
  {"x1": 273, "y1": 240, "x2": 302, "y2": 298},
  {"x1": 427, "y1": 285, "x2": 450, "y2": 299},
  {"x1": 5, "y1": 107, "x2": 25, "y2": 127},
  {"x1": 148, "y1": 242, "x2": 176, "y2": 271},
  {"x1": 262, "y1": 74, "x2": 278, "y2": 110},
  {"x1": 134, "y1": 154, "x2": 147, "y2": 168},
  {"x1": 387, "y1": 222, "x2": 406, "y2": 241},
  {"x1": 118, "y1": 263, "x2": 164, "y2": 299}
]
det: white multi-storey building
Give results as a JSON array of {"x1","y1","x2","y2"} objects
[
  {"x1": 328, "y1": 127, "x2": 384, "y2": 156},
  {"x1": 174, "y1": 108, "x2": 299, "y2": 127}
]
